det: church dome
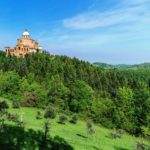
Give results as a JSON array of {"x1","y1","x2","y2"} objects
[{"x1": 23, "y1": 29, "x2": 30, "y2": 36}]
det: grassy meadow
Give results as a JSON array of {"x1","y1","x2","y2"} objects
[{"x1": 2, "y1": 98, "x2": 149, "y2": 150}]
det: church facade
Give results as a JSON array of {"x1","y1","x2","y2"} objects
[{"x1": 5, "y1": 29, "x2": 43, "y2": 57}]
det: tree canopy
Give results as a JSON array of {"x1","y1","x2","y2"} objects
[{"x1": 0, "y1": 51, "x2": 150, "y2": 135}]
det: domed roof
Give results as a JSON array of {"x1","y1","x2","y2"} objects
[{"x1": 23, "y1": 29, "x2": 30, "y2": 36}]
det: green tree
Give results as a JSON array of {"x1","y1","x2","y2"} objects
[
  {"x1": 70, "y1": 80, "x2": 94, "y2": 113},
  {"x1": 114, "y1": 87, "x2": 135, "y2": 132}
]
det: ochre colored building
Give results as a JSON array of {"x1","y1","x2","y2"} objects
[{"x1": 5, "y1": 29, "x2": 43, "y2": 57}]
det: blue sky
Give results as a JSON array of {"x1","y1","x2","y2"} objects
[{"x1": 0, "y1": 0, "x2": 150, "y2": 64}]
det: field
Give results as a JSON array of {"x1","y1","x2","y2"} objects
[{"x1": 1, "y1": 98, "x2": 148, "y2": 150}]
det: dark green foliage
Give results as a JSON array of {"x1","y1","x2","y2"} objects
[
  {"x1": 12, "y1": 100, "x2": 20, "y2": 108},
  {"x1": 16, "y1": 120, "x2": 26, "y2": 128},
  {"x1": 0, "y1": 51, "x2": 150, "y2": 136},
  {"x1": 59, "y1": 115, "x2": 68, "y2": 124},
  {"x1": 43, "y1": 119, "x2": 50, "y2": 140},
  {"x1": 70, "y1": 80, "x2": 94, "y2": 113},
  {"x1": 36, "y1": 111, "x2": 42, "y2": 119},
  {"x1": 70, "y1": 115, "x2": 78, "y2": 124},
  {"x1": 0, "y1": 125, "x2": 74, "y2": 150},
  {"x1": 44, "y1": 107, "x2": 56, "y2": 119},
  {"x1": 6, "y1": 112, "x2": 19, "y2": 122},
  {"x1": 0, "y1": 101, "x2": 9, "y2": 110},
  {"x1": 51, "y1": 136, "x2": 74, "y2": 150}
]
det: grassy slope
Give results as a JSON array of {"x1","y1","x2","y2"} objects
[{"x1": 1, "y1": 98, "x2": 149, "y2": 150}]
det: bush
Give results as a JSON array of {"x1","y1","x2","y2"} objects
[
  {"x1": 16, "y1": 120, "x2": 26, "y2": 128},
  {"x1": 36, "y1": 111, "x2": 42, "y2": 120},
  {"x1": 70, "y1": 115, "x2": 78, "y2": 124},
  {"x1": 0, "y1": 101, "x2": 9, "y2": 110},
  {"x1": 12, "y1": 100, "x2": 20, "y2": 109},
  {"x1": 88, "y1": 128, "x2": 95, "y2": 134},
  {"x1": 86, "y1": 120, "x2": 93, "y2": 129},
  {"x1": 110, "y1": 129, "x2": 124, "y2": 139},
  {"x1": 6, "y1": 113, "x2": 19, "y2": 122},
  {"x1": 135, "y1": 141, "x2": 149, "y2": 150},
  {"x1": 59, "y1": 115, "x2": 68, "y2": 124},
  {"x1": 86, "y1": 120, "x2": 95, "y2": 134},
  {"x1": 141, "y1": 126, "x2": 150, "y2": 140},
  {"x1": 44, "y1": 107, "x2": 56, "y2": 119}
]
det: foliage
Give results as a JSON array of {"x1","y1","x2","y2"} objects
[
  {"x1": 70, "y1": 115, "x2": 78, "y2": 124},
  {"x1": 86, "y1": 120, "x2": 95, "y2": 134},
  {"x1": 36, "y1": 111, "x2": 42, "y2": 119},
  {"x1": 43, "y1": 119, "x2": 50, "y2": 140},
  {"x1": 135, "y1": 141, "x2": 150, "y2": 150},
  {"x1": 0, "y1": 125, "x2": 73, "y2": 150},
  {"x1": 0, "y1": 100, "x2": 9, "y2": 110},
  {"x1": 0, "y1": 51, "x2": 150, "y2": 135},
  {"x1": 59, "y1": 114, "x2": 68, "y2": 124},
  {"x1": 110, "y1": 129, "x2": 124, "y2": 139},
  {"x1": 44, "y1": 106, "x2": 56, "y2": 119},
  {"x1": 12, "y1": 99, "x2": 20, "y2": 108}
]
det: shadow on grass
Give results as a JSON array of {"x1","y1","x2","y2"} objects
[
  {"x1": 57, "y1": 121, "x2": 66, "y2": 125},
  {"x1": 76, "y1": 133, "x2": 88, "y2": 139},
  {"x1": 0, "y1": 125, "x2": 74, "y2": 150},
  {"x1": 93, "y1": 146, "x2": 103, "y2": 150},
  {"x1": 114, "y1": 146, "x2": 129, "y2": 150}
]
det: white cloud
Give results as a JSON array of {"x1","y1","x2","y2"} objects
[
  {"x1": 39, "y1": 0, "x2": 150, "y2": 64},
  {"x1": 123, "y1": 0, "x2": 149, "y2": 5},
  {"x1": 63, "y1": 0, "x2": 150, "y2": 30}
]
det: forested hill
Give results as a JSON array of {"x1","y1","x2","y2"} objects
[
  {"x1": 93, "y1": 62, "x2": 150, "y2": 69},
  {"x1": 0, "y1": 50, "x2": 150, "y2": 136}
]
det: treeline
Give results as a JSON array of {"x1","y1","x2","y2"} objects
[
  {"x1": 0, "y1": 51, "x2": 150, "y2": 136},
  {"x1": 94, "y1": 62, "x2": 150, "y2": 69}
]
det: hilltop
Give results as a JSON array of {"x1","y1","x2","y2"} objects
[{"x1": 93, "y1": 62, "x2": 150, "y2": 69}]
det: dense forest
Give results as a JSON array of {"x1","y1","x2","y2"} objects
[{"x1": 0, "y1": 51, "x2": 150, "y2": 137}]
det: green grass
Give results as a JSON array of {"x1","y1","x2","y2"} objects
[{"x1": 1, "y1": 98, "x2": 150, "y2": 150}]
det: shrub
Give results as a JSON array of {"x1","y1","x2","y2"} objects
[
  {"x1": 110, "y1": 129, "x2": 124, "y2": 139},
  {"x1": 6, "y1": 113, "x2": 19, "y2": 122},
  {"x1": 70, "y1": 115, "x2": 78, "y2": 124},
  {"x1": 44, "y1": 107, "x2": 56, "y2": 119},
  {"x1": 12, "y1": 100, "x2": 20, "y2": 109},
  {"x1": 86, "y1": 120, "x2": 95, "y2": 134},
  {"x1": 36, "y1": 111, "x2": 42, "y2": 119},
  {"x1": 88, "y1": 128, "x2": 95, "y2": 134},
  {"x1": 141, "y1": 126, "x2": 150, "y2": 140},
  {"x1": 16, "y1": 120, "x2": 26, "y2": 128},
  {"x1": 21, "y1": 92, "x2": 37, "y2": 107},
  {"x1": 135, "y1": 141, "x2": 147, "y2": 150},
  {"x1": 59, "y1": 115, "x2": 68, "y2": 124},
  {"x1": 86, "y1": 120, "x2": 93, "y2": 129},
  {"x1": 0, "y1": 101, "x2": 9, "y2": 110}
]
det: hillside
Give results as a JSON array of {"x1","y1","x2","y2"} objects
[
  {"x1": 0, "y1": 51, "x2": 150, "y2": 142},
  {"x1": 93, "y1": 62, "x2": 150, "y2": 69},
  {"x1": 1, "y1": 98, "x2": 149, "y2": 150}
]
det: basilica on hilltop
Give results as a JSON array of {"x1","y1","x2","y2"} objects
[{"x1": 5, "y1": 29, "x2": 43, "y2": 57}]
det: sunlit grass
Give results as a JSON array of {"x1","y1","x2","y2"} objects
[{"x1": 1, "y1": 98, "x2": 149, "y2": 150}]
